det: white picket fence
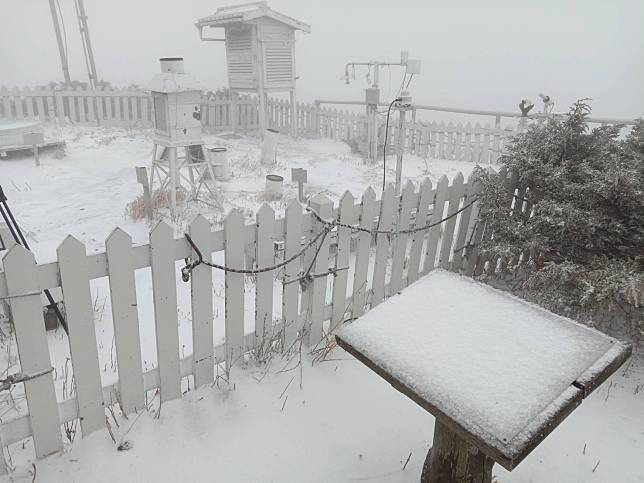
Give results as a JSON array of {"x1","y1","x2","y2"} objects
[
  {"x1": 0, "y1": 168, "x2": 527, "y2": 470},
  {"x1": 0, "y1": 86, "x2": 513, "y2": 163}
]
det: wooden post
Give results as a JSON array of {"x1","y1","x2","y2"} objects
[
  {"x1": 135, "y1": 166, "x2": 153, "y2": 220},
  {"x1": 24, "y1": 132, "x2": 44, "y2": 167},
  {"x1": 291, "y1": 167, "x2": 307, "y2": 203},
  {"x1": 421, "y1": 420, "x2": 494, "y2": 483}
]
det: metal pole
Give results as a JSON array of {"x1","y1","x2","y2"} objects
[
  {"x1": 394, "y1": 108, "x2": 406, "y2": 196},
  {"x1": 74, "y1": 0, "x2": 99, "y2": 88},
  {"x1": 48, "y1": 0, "x2": 72, "y2": 85},
  {"x1": 371, "y1": 65, "x2": 380, "y2": 164}
]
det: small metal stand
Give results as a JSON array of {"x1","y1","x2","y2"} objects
[{"x1": 149, "y1": 140, "x2": 217, "y2": 213}]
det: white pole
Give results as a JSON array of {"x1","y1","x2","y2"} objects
[
  {"x1": 395, "y1": 108, "x2": 406, "y2": 196},
  {"x1": 168, "y1": 147, "x2": 177, "y2": 213}
]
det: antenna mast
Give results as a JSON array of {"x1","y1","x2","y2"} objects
[
  {"x1": 74, "y1": 0, "x2": 99, "y2": 88},
  {"x1": 48, "y1": 0, "x2": 72, "y2": 85}
]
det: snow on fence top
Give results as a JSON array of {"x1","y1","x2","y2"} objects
[{"x1": 336, "y1": 269, "x2": 631, "y2": 468}]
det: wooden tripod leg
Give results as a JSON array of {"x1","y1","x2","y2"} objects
[{"x1": 421, "y1": 420, "x2": 494, "y2": 483}]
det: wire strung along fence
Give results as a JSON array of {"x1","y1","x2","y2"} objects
[{"x1": 0, "y1": 169, "x2": 530, "y2": 471}]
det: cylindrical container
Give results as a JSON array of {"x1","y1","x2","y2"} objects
[
  {"x1": 265, "y1": 174, "x2": 284, "y2": 200},
  {"x1": 207, "y1": 147, "x2": 230, "y2": 180},
  {"x1": 159, "y1": 57, "x2": 185, "y2": 74},
  {"x1": 261, "y1": 128, "x2": 279, "y2": 165}
]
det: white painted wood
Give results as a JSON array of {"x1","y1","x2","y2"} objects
[
  {"x1": 255, "y1": 204, "x2": 275, "y2": 349},
  {"x1": 407, "y1": 178, "x2": 433, "y2": 284},
  {"x1": 2, "y1": 246, "x2": 62, "y2": 458},
  {"x1": 149, "y1": 222, "x2": 181, "y2": 402},
  {"x1": 189, "y1": 215, "x2": 214, "y2": 387},
  {"x1": 423, "y1": 175, "x2": 449, "y2": 274},
  {"x1": 282, "y1": 200, "x2": 302, "y2": 348},
  {"x1": 389, "y1": 181, "x2": 415, "y2": 295},
  {"x1": 305, "y1": 194, "x2": 333, "y2": 346},
  {"x1": 352, "y1": 187, "x2": 376, "y2": 319},
  {"x1": 371, "y1": 184, "x2": 395, "y2": 307},
  {"x1": 224, "y1": 210, "x2": 246, "y2": 366},
  {"x1": 105, "y1": 228, "x2": 145, "y2": 414},
  {"x1": 454, "y1": 124, "x2": 463, "y2": 160},
  {"x1": 452, "y1": 174, "x2": 481, "y2": 273},
  {"x1": 57, "y1": 236, "x2": 105, "y2": 436},
  {"x1": 330, "y1": 191, "x2": 354, "y2": 332},
  {"x1": 439, "y1": 173, "x2": 465, "y2": 269}
]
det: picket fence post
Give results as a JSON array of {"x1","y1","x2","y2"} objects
[
  {"x1": 189, "y1": 215, "x2": 215, "y2": 388},
  {"x1": 351, "y1": 187, "x2": 376, "y2": 318},
  {"x1": 106, "y1": 228, "x2": 145, "y2": 414},
  {"x1": 255, "y1": 204, "x2": 275, "y2": 351},
  {"x1": 282, "y1": 200, "x2": 303, "y2": 348},
  {"x1": 57, "y1": 236, "x2": 105, "y2": 436},
  {"x1": 2, "y1": 246, "x2": 62, "y2": 458},
  {"x1": 304, "y1": 194, "x2": 333, "y2": 346},
  {"x1": 150, "y1": 222, "x2": 181, "y2": 402},
  {"x1": 224, "y1": 210, "x2": 246, "y2": 367},
  {"x1": 330, "y1": 191, "x2": 354, "y2": 332}
]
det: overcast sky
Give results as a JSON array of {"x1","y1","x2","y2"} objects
[{"x1": 1, "y1": 0, "x2": 643, "y2": 120}]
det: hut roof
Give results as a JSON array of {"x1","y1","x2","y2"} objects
[{"x1": 195, "y1": 2, "x2": 310, "y2": 33}]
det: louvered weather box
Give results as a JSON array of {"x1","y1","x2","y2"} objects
[
  {"x1": 195, "y1": 2, "x2": 310, "y2": 136},
  {"x1": 149, "y1": 57, "x2": 204, "y2": 146}
]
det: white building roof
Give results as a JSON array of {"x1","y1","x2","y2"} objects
[{"x1": 195, "y1": 1, "x2": 310, "y2": 33}]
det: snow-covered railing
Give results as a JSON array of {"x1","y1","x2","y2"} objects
[
  {"x1": 0, "y1": 86, "x2": 154, "y2": 125},
  {"x1": 0, "y1": 170, "x2": 510, "y2": 471}
]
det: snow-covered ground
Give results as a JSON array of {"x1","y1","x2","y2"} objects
[
  {"x1": 0, "y1": 126, "x2": 642, "y2": 482},
  {"x1": 2, "y1": 350, "x2": 643, "y2": 483}
]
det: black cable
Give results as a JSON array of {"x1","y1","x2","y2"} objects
[
  {"x1": 382, "y1": 97, "x2": 401, "y2": 192},
  {"x1": 0, "y1": 186, "x2": 69, "y2": 335}
]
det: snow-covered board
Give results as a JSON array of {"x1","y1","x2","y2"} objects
[{"x1": 336, "y1": 270, "x2": 631, "y2": 471}]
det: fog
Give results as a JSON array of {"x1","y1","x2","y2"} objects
[{"x1": 1, "y1": 0, "x2": 643, "y2": 119}]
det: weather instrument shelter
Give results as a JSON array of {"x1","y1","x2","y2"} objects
[
  {"x1": 148, "y1": 58, "x2": 217, "y2": 212},
  {"x1": 195, "y1": 2, "x2": 310, "y2": 137}
]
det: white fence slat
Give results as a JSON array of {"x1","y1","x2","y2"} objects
[
  {"x1": 282, "y1": 201, "x2": 302, "y2": 348},
  {"x1": 87, "y1": 94, "x2": 95, "y2": 122},
  {"x1": 330, "y1": 191, "x2": 354, "y2": 332},
  {"x1": 13, "y1": 90, "x2": 24, "y2": 119},
  {"x1": 150, "y1": 222, "x2": 181, "y2": 402},
  {"x1": 255, "y1": 204, "x2": 275, "y2": 350},
  {"x1": 224, "y1": 210, "x2": 245, "y2": 366},
  {"x1": 389, "y1": 181, "x2": 415, "y2": 295},
  {"x1": 351, "y1": 187, "x2": 376, "y2": 319},
  {"x1": 423, "y1": 175, "x2": 449, "y2": 274},
  {"x1": 105, "y1": 228, "x2": 144, "y2": 414},
  {"x1": 371, "y1": 184, "x2": 395, "y2": 307},
  {"x1": 452, "y1": 174, "x2": 481, "y2": 273},
  {"x1": 57, "y1": 236, "x2": 105, "y2": 436},
  {"x1": 439, "y1": 173, "x2": 465, "y2": 269},
  {"x1": 306, "y1": 194, "x2": 333, "y2": 346},
  {"x1": 189, "y1": 216, "x2": 214, "y2": 387},
  {"x1": 2, "y1": 246, "x2": 62, "y2": 458},
  {"x1": 407, "y1": 178, "x2": 433, "y2": 284}
]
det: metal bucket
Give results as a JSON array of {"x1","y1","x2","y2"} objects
[{"x1": 265, "y1": 174, "x2": 284, "y2": 200}]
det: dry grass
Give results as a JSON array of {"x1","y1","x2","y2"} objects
[{"x1": 125, "y1": 189, "x2": 187, "y2": 220}]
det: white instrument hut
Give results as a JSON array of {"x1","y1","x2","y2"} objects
[
  {"x1": 195, "y1": 2, "x2": 310, "y2": 137},
  {"x1": 147, "y1": 58, "x2": 217, "y2": 212}
]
